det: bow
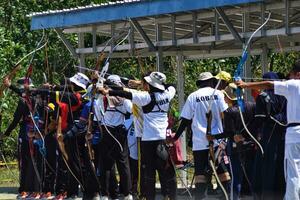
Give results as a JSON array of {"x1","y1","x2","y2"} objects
[
  {"x1": 90, "y1": 29, "x2": 132, "y2": 153},
  {"x1": 0, "y1": 41, "x2": 47, "y2": 99},
  {"x1": 55, "y1": 87, "x2": 85, "y2": 191},
  {"x1": 206, "y1": 65, "x2": 229, "y2": 200},
  {"x1": 22, "y1": 32, "x2": 48, "y2": 190},
  {"x1": 234, "y1": 12, "x2": 271, "y2": 156}
]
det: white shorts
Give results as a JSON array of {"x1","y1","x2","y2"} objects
[{"x1": 284, "y1": 143, "x2": 300, "y2": 200}]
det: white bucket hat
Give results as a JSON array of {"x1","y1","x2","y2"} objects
[
  {"x1": 69, "y1": 72, "x2": 90, "y2": 89},
  {"x1": 144, "y1": 72, "x2": 166, "y2": 91},
  {"x1": 197, "y1": 72, "x2": 215, "y2": 81}
]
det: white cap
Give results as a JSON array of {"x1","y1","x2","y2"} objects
[
  {"x1": 69, "y1": 73, "x2": 90, "y2": 89},
  {"x1": 107, "y1": 75, "x2": 123, "y2": 87},
  {"x1": 144, "y1": 72, "x2": 166, "y2": 91}
]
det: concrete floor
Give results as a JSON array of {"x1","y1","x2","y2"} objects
[{"x1": 0, "y1": 186, "x2": 253, "y2": 200}]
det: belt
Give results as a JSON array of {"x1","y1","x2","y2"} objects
[{"x1": 287, "y1": 123, "x2": 300, "y2": 128}]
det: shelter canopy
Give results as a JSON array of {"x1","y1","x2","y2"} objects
[{"x1": 28, "y1": 0, "x2": 300, "y2": 59}]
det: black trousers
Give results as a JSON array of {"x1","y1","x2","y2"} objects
[
  {"x1": 129, "y1": 157, "x2": 138, "y2": 194},
  {"x1": 193, "y1": 149, "x2": 229, "y2": 199},
  {"x1": 99, "y1": 125, "x2": 131, "y2": 197},
  {"x1": 77, "y1": 134, "x2": 100, "y2": 197},
  {"x1": 55, "y1": 136, "x2": 82, "y2": 197},
  {"x1": 43, "y1": 134, "x2": 57, "y2": 193},
  {"x1": 140, "y1": 140, "x2": 177, "y2": 200},
  {"x1": 19, "y1": 123, "x2": 43, "y2": 193}
]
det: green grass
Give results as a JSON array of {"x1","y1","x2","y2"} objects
[{"x1": 0, "y1": 166, "x2": 19, "y2": 187}]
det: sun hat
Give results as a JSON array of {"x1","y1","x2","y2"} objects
[
  {"x1": 215, "y1": 71, "x2": 232, "y2": 83},
  {"x1": 69, "y1": 72, "x2": 90, "y2": 90},
  {"x1": 197, "y1": 72, "x2": 215, "y2": 81},
  {"x1": 144, "y1": 72, "x2": 166, "y2": 91},
  {"x1": 107, "y1": 74, "x2": 123, "y2": 87}
]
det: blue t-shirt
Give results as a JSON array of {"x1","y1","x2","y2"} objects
[{"x1": 80, "y1": 101, "x2": 101, "y2": 145}]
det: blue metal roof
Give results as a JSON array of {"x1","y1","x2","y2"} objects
[{"x1": 29, "y1": 0, "x2": 262, "y2": 30}]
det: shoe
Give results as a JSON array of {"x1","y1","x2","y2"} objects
[
  {"x1": 100, "y1": 196, "x2": 109, "y2": 200},
  {"x1": 54, "y1": 192, "x2": 67, "y2": 200},
  {"x1": 35, "y1": 193, "x2": 41, "y2": 199},
  {"x1": 26, "y1": 192, "x2": 35, "y2": 199},
  {"x1": 40, "y1": 192, "x2": 54, "y2": 199},
  {"x1": 124, "y1": 194, "x2": 133, "y2": 200},
  {"x1": 17, "y1": 192, "x2": 29, "y2": 199}
]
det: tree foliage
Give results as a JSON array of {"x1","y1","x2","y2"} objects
[{"x1": 0, "y1": 0, "x2": 300, "y2": 159}]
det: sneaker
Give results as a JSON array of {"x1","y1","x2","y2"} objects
[
  {"x1": 124, "y1": 194, "x2": 133, "y2": 200},
  {"x1": 54, "y1": 192, "x2": 67, "y2": 200},
  {"x1": 34, "y1": 193, "x2": 41, "y2": 199},
  {"x1": 100, "y1": 196, "x2": 109, "y2": 200},
  {"x1": 40, "y1": 192, "x2": 53, "y2": 199},
  {"x1": 17, "y1": 192, "x2": 29, "y2": 199},
  {"x1": 26, "y1": 192, "x2": 40, "y2": 199}
]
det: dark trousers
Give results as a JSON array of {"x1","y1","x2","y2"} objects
[
  {"x1": 19, "y1": 125, "x2": 43, "y2": 193},
  {"x1": 43, "y1": 134, "x2": 57, "y2": 193},
  {"x1": 129, "y1": 157, "x2": 138, "y2": 194},
  {"x1": 77, "y1": 134, "x2": 100, "y2": 197},
  {"x1": 141, "y1": 140, "x2": 177, "y2": 200},
  {"x1": 99, "y1": 125, "x2": 131, "y2": 197},
  {"x1": 193, "y1": 149, "x2": 229, "y2": 199},
  {"x1": 19, "y1": 136, "x2": 40, "y2": 193},
  {"x1": 55, "y1": 137, "x2": 82, "y2": 197},
  {"x1": 94, "y1": 141, "x2": 118, "y2": 199}
]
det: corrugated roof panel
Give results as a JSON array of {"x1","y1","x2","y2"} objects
[{"x1": 29, "y1": 0, "x2": 262, "y2": 30}]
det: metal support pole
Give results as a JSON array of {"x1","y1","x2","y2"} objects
[
  {"x1": 215, "y1": 10, "x2": 220, "y2": 41},
  {"x1": 243, "y1": 12, "x2": 252, "y2": 101},
  {"x1": 78, "y1": 32, "x2": 86, "y2": 72},
  {"x1": 215, "y1": 7, "x2": 243, "y2": 43},
  {"x1": 55, "y1": 28, "x2": 79, "y2": 59},
  {"x1": 261, "y1": 2, "x2": 266, "y2": 37},
  {"x1": 192, "y1": 12, "x2": 198, "y2": 44},
  {"x1": 130, "y1": 19, "x2": 156, "y2": 51},
  {"x1": 176, "y1": 53, "x2": 187, "y2": 185},
  {"x1": 111, "y1": 23, "x2": 116, "y2": 53},
  {"x1": 171, "y1": 15, "x2": 177, "y2": 46},
  {"x1": 285, "y1": 0, "x2": 290, "y2": 35},
  {"x1": 92, "y1": 26, "x2": 97, "y2": 55},
  {"x1": 261, "y1": 44, "x2": 269, "y2": 74},
  {"x1": 129, "y1": 23, "x2": 135, "y2": 56},
  {"x1": 156, "y1": 23, "x2": 163, "y2": 72}
]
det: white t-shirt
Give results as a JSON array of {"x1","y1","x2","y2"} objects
[
  {"x1": 103, "y1": 98, "x2": 132, "y2": 127},
  {"x1": 93, "y1": 96, "x2": 105, "y2": 122},
  {"x1": 181, "y1": 87, "x2": 228, "y2": 151},
  {"x1": 132, "y1": 86, "x2": 176, "y2": 141},
  {"x1": 274, "y1": 80, "x2": 300, "y2": 144}
]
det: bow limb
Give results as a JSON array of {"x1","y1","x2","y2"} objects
[
  {"x1": 209, "y1": 159, "x2": 229, "y2": 200},
  {"x1": 233, "y1": 13, "x2": 270, "y2": 155},
  {"x1": 238, "y1": 107, "x2": 264, "y2": 156},
  {"x1": 205, "y1": 66, "x2": 229, "y2": 200},
  {"x1": 0, "y1": 65, "x2": 22, "y2": 99},
  {"x1": 56, "y1": 116, "x2": 68, "y2": 160}
]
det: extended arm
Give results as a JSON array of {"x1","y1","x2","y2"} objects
[{"x1": 236, "y1": 80, "x2": 274, "y2": 90}]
